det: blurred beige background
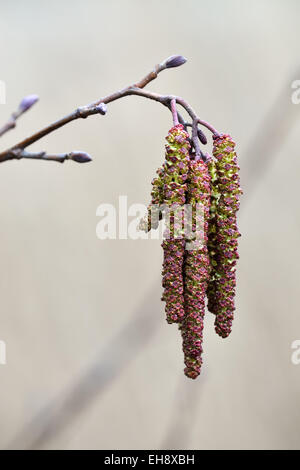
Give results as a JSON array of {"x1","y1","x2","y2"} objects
[{"x1": 0, "y1": 0, "x2": 299, "y2": 450}]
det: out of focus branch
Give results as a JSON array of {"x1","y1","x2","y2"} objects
[
  {"x1": 7, "y1": 284, "x2": 161, "y2": 450},
  {"x1": 0, "y1": 94, "x2": 38, "y2": 137},
  {"x1": 242, "y1": 69, "x2": 300, "y2": 195}
]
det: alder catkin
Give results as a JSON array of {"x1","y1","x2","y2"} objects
[
  {"x1": 161, "y1": 124, "x2": 190, "y2": 324},
  {"x1": 180, "y1": 159, "x2": 211, "y2": 379},
  {"x1": 207, "y1": 134, "x2": 242, "y2": 338}
]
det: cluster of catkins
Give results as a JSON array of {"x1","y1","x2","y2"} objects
[{"x1": 139, "y1": 124, "x2": 242, "y2": 379}]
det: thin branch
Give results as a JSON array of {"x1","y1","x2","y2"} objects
[
  {"x1": 0, "y1": 117, "x2": 17, "y2": 137},
  {"x1": 192, "y1": 119, "x2": 201, "y2": 158},
  {"x1": 170, "y1": 98, "x2": 179, "y2": 126},
  {"x1": 3, "y1": 104, "x2": 107, "y2": 157},
  {"x1": 177, "y1": 113, "x2": 189, "y2": 130},
  {"x1": 186, "y1": 122, "x2": 208, "y2": 145},
  {"x1": 1, "y1": 149, "x2": 92, "y2": 164},
  {"x1": 0, "y1": 94, "x2": 39, "y2": 138},
  {"x1": 0, "y1": 56, "x2": 219, "y2": 164}
]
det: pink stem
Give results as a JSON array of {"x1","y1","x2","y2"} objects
[
  {"x1": 197, "y1": 118, "x2": 219, "y2": 136},
  {"x1": 170, "y1": 98, "x2": 179, "y2": 126}
]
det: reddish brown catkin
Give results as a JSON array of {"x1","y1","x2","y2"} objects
[
  {"x1": 161, "y1": 124, "x2": 190, "y2": 324},
  {"x1": 207, "y1": 134, "x2": 242, "y2": 338},
  {"x1": 180, "y1": 158, "x2": 211, "y2": 379},
  {"x1": 207, "y1": 156, "x2": 219, "y2": 314}
]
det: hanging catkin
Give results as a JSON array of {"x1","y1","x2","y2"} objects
[
  {"x1": 180, "y1": 158, "x2": 211, "y2": 379},
  {"x1": 139, "y1": 125, "x2": 242, "y2": 378},
  {"x1": 161, "y1": 124, "x2": 190, "y2": 324},
  {"x1": 207, "y1": 134, "x2": 242, "y2": 338}
]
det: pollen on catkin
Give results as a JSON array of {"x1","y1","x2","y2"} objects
[
  {"x1": 161, "y1": 124, "x2": 190, "y2": 324},
  {"x1": 180, "y1": 158, "x2": 211, "y2": 379},
  {"x1": 207, "y1": 134, "x2": 242, "y2": 338},
  {"x1": 138, "y1": 166, "x2": 165, "y2": 232},
  {"x1": 139, "y1": 123, "x2": 242, "y2": 379}
]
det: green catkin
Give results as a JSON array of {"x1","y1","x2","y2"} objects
[
  {"x1": 207, "y1": 134, "x2": 242, "y2": 338},
  {"x1": 138, "y1": 166, "x2": 165, "y2": 233},
  {"x1": 161, "y1": 124, "x2": 190, "y2": 324},
  {"x1": 139, "y1": 124, "x2": 242, "y2": 378}
]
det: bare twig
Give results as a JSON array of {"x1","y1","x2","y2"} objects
[
  {"x1": 0, "y1": 94, "x2": 39, "y2": 138},
  {"x1": 0, "y1": 56, "x2": 219, "y2": 163},
  {"x1": 170, "y1": 98, "x2": 179, "y2": 126},
  {"x1": 2, "y1": 149, "x2": 92, "y2": 163},
  {"x1": 192, "y1": 119, "x2": 201, "y2": 158},
  {"x1": 0, "y1": 117, "x2": 17, "y2": 137}
]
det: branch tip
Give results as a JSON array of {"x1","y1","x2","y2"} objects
[
  {"x1": 163, "y1": 55, "x2": 187, "y2": 69},
  {"x1": 19, "y1": 94, "x2": 39, "y2": 113},
  {"x1": 69, "y1": 151, "x2": 92, "y2": 163}
]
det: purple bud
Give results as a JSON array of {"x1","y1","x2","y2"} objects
[
  {"x1": 197, "y1": 128, "x2": 207, "y2": 145},
  {"x1": 19, "y1": 94, "x2": 39, "y2": 112},
  {"x1": 69, "y1": 151, "x2": 92, "y2": 163},
  {"x1": 165, "y1": 55, "x2": 187, "y2": 69},
  {"x1": 96, "y1": 103, "x2": 107, "y2": 115}
]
